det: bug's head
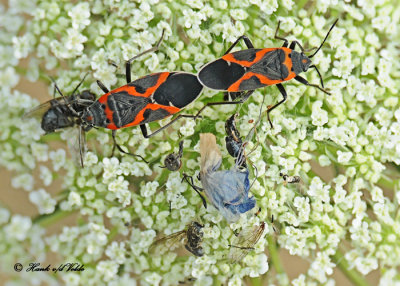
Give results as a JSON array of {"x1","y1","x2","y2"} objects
[
  {"x1": 299, "y1": 53, "x2": 312, "y2": 72},
  {"x1": 80, "y1": 107, "x2": 96, "y2": 132}
]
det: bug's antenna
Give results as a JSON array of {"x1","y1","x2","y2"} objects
[{"x1": 309, "y1": 19, "x2": 338, "y2": 59}]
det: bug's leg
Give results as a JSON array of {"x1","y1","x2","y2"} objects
[
  {"x1": 111, "y1": 130, "x2": 149, "y2": 163},
  {"x1": 228, "y1": 244, "x2": 255, "y2": 250},
  {"x1": 223, "y1": 35, "x2": 254, "y2": 55},
  {"x1": 274, "y1": 21, "x2": 289, "y2": 48},
  {"x1": 139, "y1": 114, "x2": 200, "y2": 138},
  {"x1": 224, "y1": 91, "x2": 246, "y2": 102},
  {"x1": 289, "y1": 41, "x2": 304, "y2": 52},
  {"x1": 78, "y1": 125, "x2": 85, "y2": 168},
  {"x1": 97, "y1": 80, "x2": 110, "y2": 93},
  {"x1": 125, "y1": 29, "x2": 165, "y2": 83},
  {"x1": 71, "y1": 72, "x2": 89, "y2": 96},
  {"x1": 52, "y1": 84, "x2": 56, "y2": 99},
  {"x1": 182, "y1": 173, "x2": 207, "y2": 208},
  {"x1": 308, "y1": 65, "x2": 326, "y2": 89},
  {"x1": 289, "y1": 41, "x2": 317, "y2": 53},
  {"x1": 50, "y1": 77, "x2": 67, "y2": 102},
  {"x1": 294, "y1": 75, "x2": 331, "y2": 95},
  {"x1": 266, "y1": 84, "x2": 287, "y2": 129},
  {"x1": 178, "y1": 140, "x2": 184, "y2": 158},
  {"x1": 50, "y1": 79, "x2": 81, "y2": 117},
  {"x1": 193, "y1": 90, "x2": 255, "y2": 120}
]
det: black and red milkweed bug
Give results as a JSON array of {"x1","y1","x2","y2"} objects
[
  {"x1": 196, "y1": 19, "x2": 338, "y2": 128},
  {"x1": 80, "y1": 30, "x2": 204, "y2": 160}
]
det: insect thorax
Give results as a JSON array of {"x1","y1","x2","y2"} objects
[{"x1": 291, "y1": 50, "x2": 311, "y2": 74}]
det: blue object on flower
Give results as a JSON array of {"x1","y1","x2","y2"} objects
[{"x1": 200, "y1": 133, "x2": 256, "y2": 223}]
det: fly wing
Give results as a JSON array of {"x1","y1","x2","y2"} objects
[
  {"x1": 200, "y1": 133, "x2": 222, "y2": 174},
  {"x1": 229, "y1": 222, "x2": 265, "y2": 262},
  {"x1": 149, "y1": 231, "x2": 187, "y2": 254},
  {"x1": 60, "y1": 126, "x2": 86, "y2": 167},
  {"x1": 23, "y1": 100, "x2": 54, "y2": 119}
]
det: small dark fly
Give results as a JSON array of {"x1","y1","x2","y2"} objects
[
  {"x1": 160, "y1": 140, "x2": 184, "y2": 171},
  {"x1": 24, "y1": 76, "x2": 95, "y2": 134},
  {"x1": 228, "y1": 221, "x2": 265, "y2": 262},
  {"x1": 280, "y1": 172, "x2": 301, "y2": 185},
  {"x1": 23, "y1": 75, "x2": 96, "y2": 167},
  {"x1": 150, "y1": 221, "x2": 204, "y2": 257}
]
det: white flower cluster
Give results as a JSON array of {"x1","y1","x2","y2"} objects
[{"x1": 1, "y1": 0, "x2": 400, "y2": 285}]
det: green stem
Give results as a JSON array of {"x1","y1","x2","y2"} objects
[
  {"x1": 296, "y1": 0, "x2": 310, "y2": 10},
  {"x1": 33, "y1": 207, "x2": 73, "y2": 228},
  {"x1": 331, "y1": 249, "x2": 370, "y2": 286},
  {"x1": 250, "y1": 276, "x2": 262, "y2": 286},
  {"x1": 267, "y1": 235, "x2": 284, "y2": 275},
  {"x1": 107, "y1": 226, "x2": 119, "y2": 241}
]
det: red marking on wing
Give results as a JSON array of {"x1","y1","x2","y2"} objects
[
  {"x1": 227, "y1": 72, "x2": 283, "y2": 92},
  {"x1": 281, "y1": 47, "x2": 296, "y2": 80},
  {"x1": 97, "y1": 72, "x2": 172, "y2": 129},
  {"x1": 227, "y1": 48, "x2": 297, "y2": 91},
  {"x1": 110, "y1": 72, "x2": 170, "y2": 98},
  {"x1": 222, "y1": 48, "x2": 276, "y2": 67},
  {"x1": 119, "y1": 103, "x2": 180, "y2": 129}
]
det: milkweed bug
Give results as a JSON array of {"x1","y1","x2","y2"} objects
[
  {"x1": 196, "y1": 19, "x2": 338, "y2": 128},
  {"x1": 160, "y1": 140, "x2": 184, "y2": 171},
  {"x1": 80, "y1": 30, "x2": 204, "y2": 160},
  {"x1": 150, "y1": 221, "x2": 204, "y2": 257},
  {"x1": 24, "y1": 74, "x2": 96, "y2": 167}
]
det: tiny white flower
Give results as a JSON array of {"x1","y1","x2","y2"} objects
[
  {"x1": 68, "y1": 3, "x2": 91, "y2": 30},
  {"x1": 105, "y1": 241, "x2": 127, "y2": 264},
  {"x1": 96, "y1": 260, "x2": 119, "y2": 282},
  {"x1": 29, "y1": 189, "x2": 57, "y2": 214},
  {"x1": 4, "y1": 215, "x2": 32, "y2": 241},
  {"x1": 337, "y1": 151, "x2": 353, "y2": 164},
  {"x1": 11, "y1": 173, "x2": 34, "y2": 191}
]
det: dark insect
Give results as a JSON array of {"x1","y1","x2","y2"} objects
[
  {"x1": 160, "y1": 140, "x2": 184, "y2": 171},
  {"x1": 150, "y1": 221, "x2": 204, "y2": 257},
  {"x1": 196, "y1": 19, "x2": 338, "y2": 128},
  {"x1": 280, "y1": 172, "x2": 301, "y2": 184},
  {"x1": 228, "y1": 221, "x2": 265, "y2": 262},
  {"x1": 24, "y1": 75, "x2": 95, "y2": 134},
  {"x1": 225, "y1": 113, "x2": 246, "y2": 167},
  {"x1": 24, "y1": 75, "x2": 96, "y2": 167},
  {"x1": 80, "y1": 30, "x2": 204, "y2": 161}
]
